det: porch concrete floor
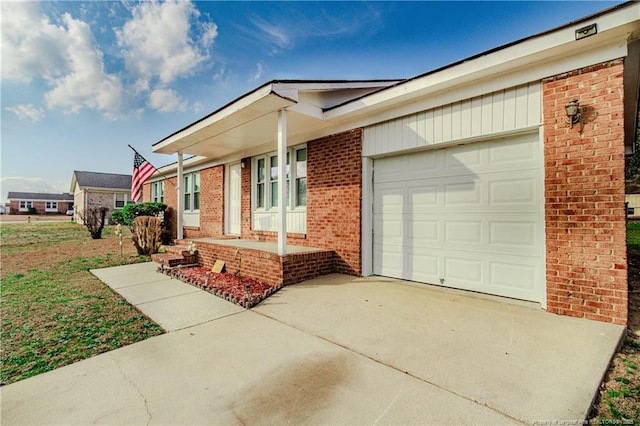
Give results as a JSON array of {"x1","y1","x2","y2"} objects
[
  {"x1": 1, "y1": 263, "x2": 624, "y2": 425},
  {"x1": 192, "y1": 237, "x2": 327, "y2": 254}
]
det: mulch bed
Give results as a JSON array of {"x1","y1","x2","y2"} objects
[{"x1": 157, "y1": 265, "x2": 281, "y2": 308}]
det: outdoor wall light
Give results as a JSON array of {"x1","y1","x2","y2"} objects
[{"x1": 565, "y1": 99, "x2": 582, "y2": 128}]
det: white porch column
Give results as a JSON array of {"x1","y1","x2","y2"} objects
[
  {"x1": 277, "y1": 109, "x2": 287, "y2": 256},
  {"x1": 177, "y1": 151, "x2": 184, "y2": 240}
]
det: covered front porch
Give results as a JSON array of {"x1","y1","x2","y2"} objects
[{"x1": 171, "y1": 238, "x2": 336, "y2": 286}]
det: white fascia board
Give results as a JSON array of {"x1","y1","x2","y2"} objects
[
  {"x1": 153, "y1": 84, "x2": 292, "y2": 154},
  {"x1": 325, "y1": 3, "x2": 639, "y2": 122}
]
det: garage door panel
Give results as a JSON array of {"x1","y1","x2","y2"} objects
[
  {"x1": 444, "y1": 220, "x2": 482, "y2": 244},
  {"x1": 488, "y1": 178, "x2": 536, "y2": 206},
  {"x1": 373, "y1": 132, "x2": 543, "y2": 303},
  {"x1": 488, "y1": 221, "x2": 537, "y2": 248}
]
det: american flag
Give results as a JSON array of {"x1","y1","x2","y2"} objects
[{"x1": 131, "y1": 152, "x2": 155, "y2": 202}]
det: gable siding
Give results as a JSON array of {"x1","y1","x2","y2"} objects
[{"x1": 363, "y1": 83, "x2": 541, "y2": 157}]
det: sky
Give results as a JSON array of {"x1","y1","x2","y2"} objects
[{"x1": 0, "y1": 0, "x2": 625, "y2": 202}]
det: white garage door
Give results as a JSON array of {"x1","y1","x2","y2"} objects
[{"x1": 373, "y1": 132, "x2": 543, "y2": 302}]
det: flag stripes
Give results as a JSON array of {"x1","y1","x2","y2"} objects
[{"x1": 131, "y1": 152, "x2": 155, "y2": 202}]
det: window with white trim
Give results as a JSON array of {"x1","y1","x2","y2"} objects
[
  {"x1": 19, "y1": 201, "x2": 33, "y2": 211},
  {"x1": 184, "y1": 172, "x2": 200, "y2": 211},
  {"x1": 152, "y1": 181, "x2": 164, "y2": 203},
  {"x1": 254, "y1": 145, "x2": 306, "y2": 210},
  {"x1": 115, "y1": 193, "x2": 134, "y2": 209},
  {"x1": 45, "y1": 201, "x2": 58, "y2": 211}
]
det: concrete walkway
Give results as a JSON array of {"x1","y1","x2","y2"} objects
[{"x1": 1, "y1": 263, "x2": 624, "y2": 425}]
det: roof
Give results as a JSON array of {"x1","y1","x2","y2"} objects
[
  {"x1": 71, "y1": 171, "x2": 132, "y2": 192},
  {"x1": 151, "y1": 1, "x2": 640, "y2": 165},
  {"x1": 7, "y1": 192, "x2": 74, "y2": 201}
]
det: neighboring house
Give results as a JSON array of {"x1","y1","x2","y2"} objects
[
  {"x1": 626, "y1": 178, "x2": 640, "y2": 218},
  {"x1": 146, "y1": 3, "x2": 639, "y2": 326},
  {"x1": 6, "y1": 192, "x2": 74, "y2": 215},
  {"x1": 70, "y1": 171, "x2": 133, "y2": 223}
]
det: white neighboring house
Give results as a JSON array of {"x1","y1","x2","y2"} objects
[{"x1": 70, "y1": 171, "x2": 133, "y2": 224}]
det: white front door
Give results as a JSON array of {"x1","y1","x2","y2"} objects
[{"x1": 227, "y1": 163, "x2": 242, "y2": 235}]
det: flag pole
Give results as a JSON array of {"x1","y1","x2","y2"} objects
[{"x1": 128, "y1": 144, "x2": 176, "y2": 187}]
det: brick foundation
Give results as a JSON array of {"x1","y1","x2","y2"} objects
[
  {"x1": 542, "y1": 59, "x2": 627, "y2": 325},
  {"x1": 178, "y1": 239, "x2": 335, "y2": 286}
]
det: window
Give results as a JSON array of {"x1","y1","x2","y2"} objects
[
  {"x1": 256, "y1": 158, "x2": 266, "y2": 208},
  {"x1": 115, "y1": 193, "x2": 125, "y2": 208},
  {"x1": 254, "y1": 146, "x2": 305, "y2": 210},
  {"x1": 295, "y1": 148, "x2": 307, "y2": 207},
  {"x1": 184, "y1": 172, "x2": 200, "y2": 211},
  {"x1": 152, "y1": 181, "x2": 164, "y2": 203},
  {"x1": 45, "y1": 201, "x2": 58, "y2": 211},
  {"x1": 19, "y1": 201, "x2": 33, "y2": 211},
  {"x1": 114, "y1": 193, "x2": 134, "y2": 208}
]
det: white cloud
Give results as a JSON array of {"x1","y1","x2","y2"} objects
[
  {"x1": 147, "y1": 88, "x2": 187, "y2": 113},
  {"x1": 249, "y1": 62, "x2": 264, "y2": 82},
  {"x1": 249, "y1": 17, "x2": 292, "y2": 52},
  {"x1": 0, "y1": 2, "x2": 123, "y2": 117},
  {"x1": 5, "y1": 104, "x2": 45, "y2": 122},
  {"x1": 0, "y1": 2, "x2": 68, "y2": 82},
  {"x1": 117, "y1": 1, "x2": 216, "y2": 87}
]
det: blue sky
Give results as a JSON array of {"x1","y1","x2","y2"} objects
[{"x1": 0, "y1": 0, "x2": 623, "y2": 202}]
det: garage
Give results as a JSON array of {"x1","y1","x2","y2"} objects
[{"x1": 372, "y1": 132, "x2": 544, "y2": 302}]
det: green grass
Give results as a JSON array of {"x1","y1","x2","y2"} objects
[{"x1": 0, "y1": 222, "x2": 163, "y2": 386}]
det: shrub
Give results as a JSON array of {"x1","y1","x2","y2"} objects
[
  {"x1": 111, "y1": 202, "x2": 167, "y2": 228},
  {"x1": 80, "y1": 207, "x2": 109, "y2": 239},
  {"x1": 131, "y1": 216, "x2": 162, "y2": 255}
]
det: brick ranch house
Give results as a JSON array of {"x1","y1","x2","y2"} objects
[
  {"x1": 7, "y1": 191, "x2": 73, "y2": 215},
  {"x1": 70, "y1": 171, "x2": 134, "y2": 224},
  {"x1": 145, "y1": 3, "x2": 640, "y2": 325}
]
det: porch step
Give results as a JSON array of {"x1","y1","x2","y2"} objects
[{"x1": 151, "y1": 246, "x2": 199, "y2": 268}]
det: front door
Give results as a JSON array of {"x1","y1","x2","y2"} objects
[{"x1": 227, "y1": 163, "x2": 242, "y2": 235}]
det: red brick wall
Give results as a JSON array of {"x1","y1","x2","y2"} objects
[
  {"x1": 238, "y1": 129, "x2": 363, "y2": 276},
  {"x1": 8, "y1": 200, "x2": 71, "y2": 214},
  {"x1": 178, "y1": 239, "x2": 335, "y2": 286},
  {"x1": 543, "y1": 59, "x2": 627, "y2": 325},
  {"x1": 198, "y1": 166, "x2": 225, "y2": 238},
  {"x1": 164, "y1": 177, "x2": 178, "y2": 239},
  {"x1": 306, "y1": 129, "x2": 362, "y2": 275}
]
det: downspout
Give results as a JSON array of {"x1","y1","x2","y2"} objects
[
  {"x1": 277, "y1": 109, "x2": 287, "y2": 256},
  {"x1": 177, "y1": 151, "x2": 184, "y2": 240}
]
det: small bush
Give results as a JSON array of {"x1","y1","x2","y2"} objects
[
  {"x1": 80, "y1": 207, "x2": 109, "y2": 239},
  {"x1": 131, "y1": 216, "x2": 162, "y2": 255}
]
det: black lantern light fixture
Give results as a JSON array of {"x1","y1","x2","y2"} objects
[{"x1": 564, "y1": 99, "x2": 582, "y2": 128}]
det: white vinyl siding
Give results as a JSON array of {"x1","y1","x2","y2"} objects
[{"x1": 363, "y1": 83, "x2": 541, "y2": 157}]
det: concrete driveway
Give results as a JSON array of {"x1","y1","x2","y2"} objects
[{"x1": 1, "y1": 263, "x2": 624, "y2": 425}]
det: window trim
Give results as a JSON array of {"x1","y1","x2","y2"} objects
[
  {"x1": 114, "y1": 193, "x2": 134, "y2": 209},
  {"x1": 19, "y1": 201, "x2": 33, "y2": 212},
  {"x1": 252, "y1": 144, "x2": 307, "y2": 212},
  {"x1": 152, "y1": 181, "x2": 165, "y2": 203},
  {"x1": 183, "y1": 171, "x2": 200, "y2": 213},
  {"x1": 45, "y1": 201, "x2": 58, "y2": 212}
]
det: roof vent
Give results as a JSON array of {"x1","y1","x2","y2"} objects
[{"x1": 575, "y1": 23, "x2": 597, "y2": 40}]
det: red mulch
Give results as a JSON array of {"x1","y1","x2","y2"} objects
[{"x1": 158, "y1": 266, "x2": 280, "y2": 308}]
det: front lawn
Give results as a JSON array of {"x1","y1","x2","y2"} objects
[{"x1": 0, "y1": 222, "x2": 163, "y2": 386}]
